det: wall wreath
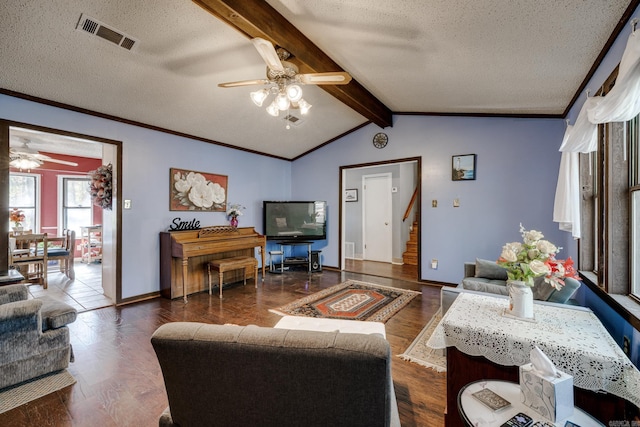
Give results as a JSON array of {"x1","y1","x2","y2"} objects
[{"x1": 89, "y1": 163, "x2": 113, "y2": 210}]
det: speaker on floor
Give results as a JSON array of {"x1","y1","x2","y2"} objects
[{"x1": 310, "y1": 250, "x2": 322, "y2": 272}]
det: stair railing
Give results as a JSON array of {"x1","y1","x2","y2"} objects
[{"x1": 403, "y1": 186, "x2": 418, "y2": 222}]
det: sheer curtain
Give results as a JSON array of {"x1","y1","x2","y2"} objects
[{"x1": 554, "y1": 26, "x2": 640, "y2": 238}]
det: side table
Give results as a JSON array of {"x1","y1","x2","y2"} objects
[{"x1": 457, "y1": 380, "x2": 604, "y2": 427}]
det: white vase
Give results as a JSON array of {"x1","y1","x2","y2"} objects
[
  {"x1": 506, "y1": 280, "x2": 534, "y2": 319},
  {"x1": 12, "y1": 226, "x2": 23, "y2": 235}
]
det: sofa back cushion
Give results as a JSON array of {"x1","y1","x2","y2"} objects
[
  {"x1": 152, "y1": 322, "x2": 394, "y2": 427},
  {"x1": 474, "y1": 258, "x2": 508, "y2": 280}
]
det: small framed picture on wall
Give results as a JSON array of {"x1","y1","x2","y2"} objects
[
  {"x1": 345, "y1": 189, "x2": 358, "y2": 202},
  {"x1": 452, "y1": 154, "x2": 476, "y2": 181}
]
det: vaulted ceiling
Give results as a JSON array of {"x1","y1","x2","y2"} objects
[{"x1": 0, "y1": 0, "x2": 636, "y2": 159}]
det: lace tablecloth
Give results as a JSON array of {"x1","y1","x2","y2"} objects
[{"x1": 427, "y1": 293, "x2": 640, "y2": 408}]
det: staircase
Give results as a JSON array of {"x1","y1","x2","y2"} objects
[{"x1": 402, "y1": 220, "x2": 418, "y2": 265}]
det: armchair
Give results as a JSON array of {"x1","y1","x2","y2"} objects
[{"x1": 0, "y1": 284, "x2": 77, "y2": 389}]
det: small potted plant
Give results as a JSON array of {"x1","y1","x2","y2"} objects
[
  {"x1": 10, "y1": 208, "x2": 26, "y2": 233},
  {"x1": 226, "y1": 203, "x2": 245, "y2": 228}
]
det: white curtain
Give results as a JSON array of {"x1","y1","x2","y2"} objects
[{"x1": 553, "y1": 28, "x2": 640, "y2": 238}]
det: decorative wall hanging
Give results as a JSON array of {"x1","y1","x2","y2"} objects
[
  {"x1": 170, "y1": 168, "x2": 227, "y2": 211},
  {"x1": 345, "y1": 189, "x2": 358, "y2": 202},
  {"x1": 452, "y1": 154, "x2": 476, "y2": 181},
  {"x1": 89, "y1": 163, "x2": 113, "y2": 210}
]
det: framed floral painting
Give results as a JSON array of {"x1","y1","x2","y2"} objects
[{"x1": 170, "y1": 168, "x2": 228, "y2": 211}]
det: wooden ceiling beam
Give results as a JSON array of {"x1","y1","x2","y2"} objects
[{"x1": 192, "y1": 0, "x2": 393, "y2": 128}]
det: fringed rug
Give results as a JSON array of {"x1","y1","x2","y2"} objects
[
  {"x1": 398, "y1": 308, "x2": 447, "y2": 372},
  {"x1": 0, "y1": 370, "x2": 76, "y2": 414},
  {"x1": 270, "y1": 279, "x2": 420, "y2": 323}
]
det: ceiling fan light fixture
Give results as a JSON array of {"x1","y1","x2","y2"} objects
[
  {"x1": 10, "y1": 158, "x2": 41, "y2": 170},
  {"x1": 250, "y1": 88, "x2": 269, "y2": 107},
  {"x1": 266, "y1": 101, "x2": 280, "y2": 117},
  {"x1": 275, "y1": 92, "x2": 290, "y2": 111},
  {"x1": 298, "y1": 99, "x2": 312, "y2": 115},
  {"x1": 286, "y1": 84, "x2": 303, "y2": 102}
]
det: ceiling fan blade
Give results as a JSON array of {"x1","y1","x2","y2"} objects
[
  {"x1": 251, "y1": 37, "x2": 284, "y2": 72},
  {"x1": 32, "y1": 153, "x2": 79, "y2": 167},
  {"x1": 297, "y1": 72, "x2": 352, "y2": 85},
  {"x1": 40, "y1": 158, "x2": 79, "y2": 167},
  {"x1": 218, "y1": 79, "x2": 270, "y2": 88}
]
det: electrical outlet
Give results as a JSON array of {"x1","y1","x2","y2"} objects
[
  {"x1": 432, "y1": 200, "x2": 437, "y2": 208},
  {"x1": 623, "y1": 336, "x2": 631, "y2": 356},
  {"x1": 124, "y1": 199, "x2": 132, "y2": 209},
  {"x1": 453, "y1": 198, "x2": 460, "y2": 207},
  {"x1": 431, "y1": 259, "x2": 438, "y2": 269}
]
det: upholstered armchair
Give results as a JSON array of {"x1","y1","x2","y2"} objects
[{"x1": 0, "y1": 284, "x2": 77, "y2": 389}]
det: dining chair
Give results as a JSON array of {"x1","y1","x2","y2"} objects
[
  {"x1": 46, "y1": 229, "x2": 75, "y2": 280},
  {"x1": 11, "y1": 233, "x2": 48, "y2": 289}
]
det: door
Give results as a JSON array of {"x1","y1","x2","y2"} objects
[{"x1": 363, "y1": 173, "x2": 392, "y2": 262}]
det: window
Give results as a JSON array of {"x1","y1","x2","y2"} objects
[
  {"x1": 61, "y1": 177, "x2": 92, "y2": 236},
  {"x1": 630, "y1": 116, "x2": 640, "y2": 300},
  {"x1": 581, "y1": 70, "x2": 632, "y2": 297},
  {"x1": 9, "y1": 173, "x2": 39, "y2": 232}
]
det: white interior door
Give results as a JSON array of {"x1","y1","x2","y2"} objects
[{"x1": 363, "y1": 173, "x2": 392, "y2": 262}]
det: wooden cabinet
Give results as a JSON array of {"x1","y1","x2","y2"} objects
[{"x1": 80, "y1": 225, "x2": 102, "y2": 264}]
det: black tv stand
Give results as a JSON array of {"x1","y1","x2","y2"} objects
[{"x1": 269, "y1": 241, "x2": 321, "y2": 273}]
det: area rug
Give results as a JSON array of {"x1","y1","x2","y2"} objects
[
  {"x1": 398, "y1": 308, "x2": 446, "y2": 372},
  {"x1": 270, "y1": 280, "x2": 420, "y2": 323},
  {"x1": 0, "y1": 370, "x2": 76, "y2": 414}
]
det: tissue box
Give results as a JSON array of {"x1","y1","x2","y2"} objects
[{"x1": 519, "y1": 363, "x2": 574, "y2": 422}]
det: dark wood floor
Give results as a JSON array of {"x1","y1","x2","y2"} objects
[{"x1": 1, "y1": 267, "x2": 446, "y2": 427}]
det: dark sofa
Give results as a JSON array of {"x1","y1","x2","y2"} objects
[{"x1": 152, "y1": 322, "x2": 401, "y2": 427}]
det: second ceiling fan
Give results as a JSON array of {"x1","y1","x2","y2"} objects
[
  {"x1": 218, "y1": 38, "x2": 352, "y2": 117},
  {"x1": 10, "y1": 139, "x2": 79, "y2": 169}
]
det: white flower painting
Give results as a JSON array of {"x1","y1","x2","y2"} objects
[{"x1": 170, "y1": 168, "x2": 228, "y2": 211}]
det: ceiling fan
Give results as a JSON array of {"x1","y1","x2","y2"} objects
[
  {"x1": 9, "y1": 140, "x2": 79, "y2": 169},
  {"x1": 218, "y1": 38, "x2": 352, "y2": 117}
]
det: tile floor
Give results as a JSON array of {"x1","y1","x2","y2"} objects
[{"x1": 27, "y1": 260, "x2": 113, "y2": 313}]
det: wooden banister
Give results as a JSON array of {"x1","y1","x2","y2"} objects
[{"x1": 403, "y1": 187, "x2": 418, "y2": 222}]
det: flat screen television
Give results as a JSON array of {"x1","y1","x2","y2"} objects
[{"x1": 263, "y1": 201, "x2": 327, "y2": 241}]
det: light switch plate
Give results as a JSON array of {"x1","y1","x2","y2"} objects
[
  {"x1": 453, "y1": 198, "x2": 460, "y2": 207},
  {"x1": 124, "y1": 199, "x2": 132, "y2": 209}
]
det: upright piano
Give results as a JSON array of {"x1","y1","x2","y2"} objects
[{"x1": 160, "y1": 226, "x2": 266, "y2": 302}]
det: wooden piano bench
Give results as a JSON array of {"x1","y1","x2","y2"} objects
[{"x1": 207, "y1": 256, "x2": 258, "y2": 299}]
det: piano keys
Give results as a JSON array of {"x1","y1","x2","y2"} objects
[{"x1": 160, "y1": 226, "x2": 266, "y2": 302}]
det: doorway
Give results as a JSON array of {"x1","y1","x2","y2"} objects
[
  {"x1": 5, "y1": 122, "x2": 121, "y2": 310},
  {"x1": 340, "y1": 157, "x2": 421, "y2": 282}
]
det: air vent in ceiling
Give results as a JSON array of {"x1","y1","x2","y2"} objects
[
  {"x1": 283, "y1": 114, "x2": 303, "y2": 127},
  {"x1": 76, "y1": 14, "x2": 138, "y2": 51}
]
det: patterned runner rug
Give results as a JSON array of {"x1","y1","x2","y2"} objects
[
  {"x1": 270, "y1": 279, "x2": 420, "y2": 323},
  {"x1": 398, "y1": 308, "x2": 446, "y2": 372},
  {"x1": 0, "y1": 370, "x2": 76, "y2": 414}
]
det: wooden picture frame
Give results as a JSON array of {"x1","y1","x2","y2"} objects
[
  {"x1": 452, "y1": 154, "x2": 477, "y2": 181},
  {"x1": 345, "y1": 189, "x2": 358, "y2": 202},
  {"x1": 170, "y1": 168, "x2": 228, "y2": 211}
]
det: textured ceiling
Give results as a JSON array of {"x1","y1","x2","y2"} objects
[{"x1": 0, "y1": 0, "x2": 634, "y2": 159}]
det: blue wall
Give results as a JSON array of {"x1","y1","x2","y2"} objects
[{"x1": 292, "y1": 115, "x2": 569, "y2": 284}]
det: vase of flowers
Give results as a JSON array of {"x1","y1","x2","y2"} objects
[
  {"x1": 497, "y1": 224, "x2": 579, "y2": 319},
  {"x1": 10, "y1": 208, "x2": 25, "y2": 234},
  {"x1": 226, "y1": 203, "x2": 245, "y2": 228}
]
